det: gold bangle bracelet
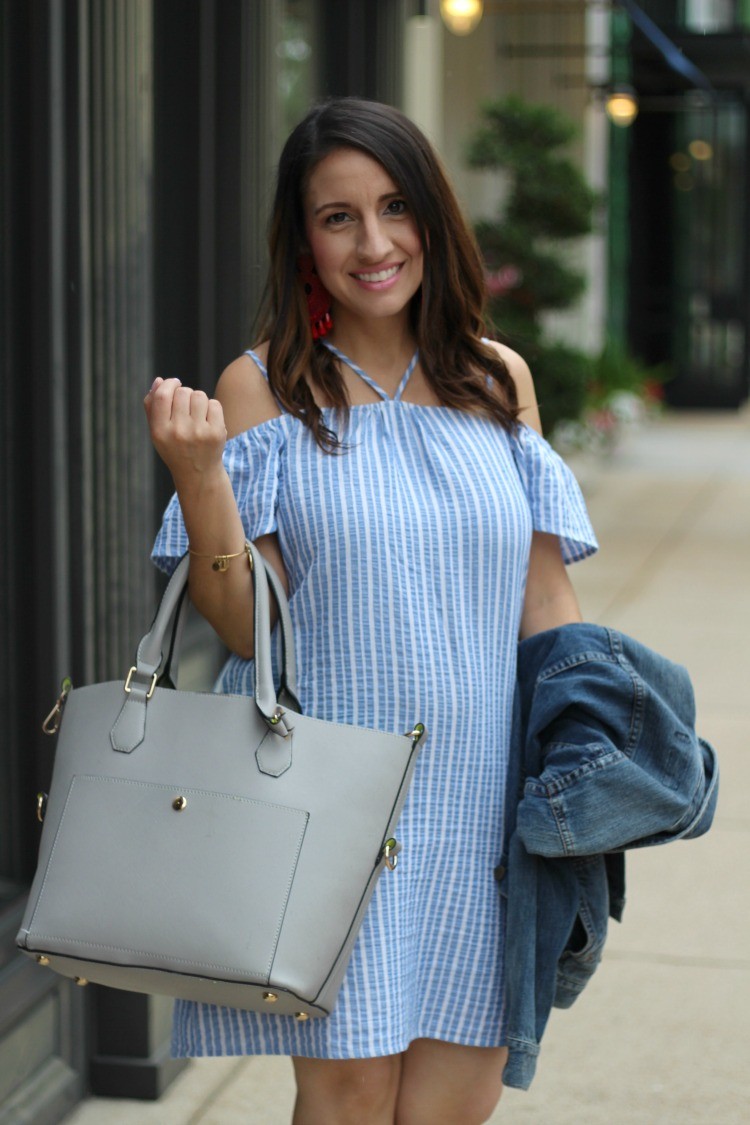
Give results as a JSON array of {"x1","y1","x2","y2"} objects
[{"x1": 188, "y1": 543, "x2": 250, "y2": 573}]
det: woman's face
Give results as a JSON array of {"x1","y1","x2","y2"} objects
[{"x1": 303, "y1": 147, "x2": 424, "y2": 328}]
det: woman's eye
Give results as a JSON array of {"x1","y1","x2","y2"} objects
[
  {"x1": 325, "y1": 211, "x2": 350, "y2": 225},
  {"x1": 385, "y1": 199, "x2": 407, "y2": 216}
]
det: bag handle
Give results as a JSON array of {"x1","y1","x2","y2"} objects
[
  {"x1": 256, "y1": 555, "x2": 299, "y2": 708},
  {"x1": 248, "y1": 540, "x2": 294, "y2": 736},
  {"x1": 110, "y1": 544, "x2": 297, "y2": 753},
  {"x1": 160, "y1": 551, "x2": 298, "y2": 708}
]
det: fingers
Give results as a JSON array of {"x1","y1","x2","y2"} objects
[
  {"x1": 145, "y1": 380, "x2": 218, "y2": 424},
  {"x1": 207, "y1": 397, "x2": 228, "y2": 435},
  {"x1": 144, "y1": 377, "x2": 227, "y2": 479},
  {"x1": 188, "y1": 388, "x2": 210, "y2": 420},
  {"x1": 146, "y1": 380, "x2": 203, "y2": 430},
  {"x1": 144, "y1": 376, "x2": 181, "y2": 415},
  {"x1": 171, "y1": 387, "x2": 221, "y2": 428},
  {"x1": 184, "y1": 393, "x2": 228, "y2": 438},
  {"x1": 144, "y1": 376, "x2": 179, "y2": 423}
]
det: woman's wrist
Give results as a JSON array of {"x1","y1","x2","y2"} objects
[
  {"x1": 172, "y1": 463, "x2": 248, "y2": 563},
  {"x1": 172, "y1": 459, "x2": 230, "y2": 499},
  {"x1": 187, "y1": 541, "x2": 251, "y2": 573}
]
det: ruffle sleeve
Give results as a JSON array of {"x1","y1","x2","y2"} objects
[
  {"x1": 511, "y1": 423, "x2": 598, "y2": 564},
  {"x1": 151, "y1": 419, "x2": 285, "y2": 575}
]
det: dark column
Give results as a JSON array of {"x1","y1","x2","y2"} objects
[
  {"x1": 317, "y1": 0, "x2": 405, "y2": 105},
  {"x1": 0, "y1": 0, "x2": 180, "y2": 1111}
]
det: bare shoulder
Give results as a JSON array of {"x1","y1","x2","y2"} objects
[
  {"x1": 214, "y1": 343, "x2": 281, "y2": 438},
  {"x1": 484, "y1": 339, "x2": 542, "y2": 434}
]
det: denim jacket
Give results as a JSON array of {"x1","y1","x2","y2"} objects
[{"x1": 501, "y1": 623, "x2": 719, "y2": 1090}]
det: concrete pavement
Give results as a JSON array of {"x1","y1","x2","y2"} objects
[{"x1": 65, "y1": 409, "x2": 750, "y2": 1124}]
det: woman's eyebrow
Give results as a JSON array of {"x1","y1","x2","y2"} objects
[
  {"x1": 314, "y1": 191, "x2": 403, "y2": 216},
  {"x1": 314, "y1": 201, "x2": 351, "y2": 215}
]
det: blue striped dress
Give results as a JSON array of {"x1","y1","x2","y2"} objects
[{"x1": 152, "y1": 346, "x2": 597, "y2": 1059}]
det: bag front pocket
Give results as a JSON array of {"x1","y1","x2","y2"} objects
[{"x1": 27, "y1": 774, "x2": 309, "y2": 983}]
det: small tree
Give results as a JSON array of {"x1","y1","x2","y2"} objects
[{"x1": 467, "y1": 96, "x2": 598, "y2": 432}]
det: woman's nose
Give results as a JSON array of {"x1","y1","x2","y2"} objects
[{"x1": 357, "y1": 217, "x2": 392, "y2": 262}]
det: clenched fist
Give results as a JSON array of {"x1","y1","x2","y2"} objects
[{"x1": 144, "y1": 377, "x2": 228, "y2": 484}]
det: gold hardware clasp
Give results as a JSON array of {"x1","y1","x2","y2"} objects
[
  {"x1": 383, "y1": 838, "x2": 399, "y2": 872},
  {"x1": 406, "y1": 722, "x2": 426, "y2": 746},
  {"x1": 36, "y1": 792, "x2": 48, "y2": 823},
  {"x1": 74, "y1": 977, "x2": 89, "y2": 986},
  {"x1": 36, "y1": 955, "x2": 50, "y2": 966},
  {"x1": 269, "y1": 707, "x2": 285, "y2": 726},
  {"x1": 294, "y1": 1011, "x2": 310, "y2": 1021},
  {"x1": 172, "y1": 796, "x2": 187, "y2": 811},
  {"x1": 42, "y1": 677, "x2": 72, "y2": 735},
  {"x1": 263, "y1": 991, "x2": 278, "y2": 1004},
  {"x1": 124, "y1": 667, "x2": 157, "y2": 699}
]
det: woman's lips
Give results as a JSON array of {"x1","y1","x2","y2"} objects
[{"x1": 351, "y1": 263, "x2": 403, "y2": 289}]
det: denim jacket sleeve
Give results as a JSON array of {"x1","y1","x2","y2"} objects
[{"x1": 515, "y1": 624, "x2": 719, "y2": 857}]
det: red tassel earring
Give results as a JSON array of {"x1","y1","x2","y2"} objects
[{"x1": 297, "y1": 254, "x2": 333, "y2": 340}]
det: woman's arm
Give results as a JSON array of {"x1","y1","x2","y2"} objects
[
  {"x1": 519, "y1": 531, "x2": 583, "y2": 639},
  {"x1": 144, "y1": 351, "x2": 286, "y2": 659},
  {"x1": 489, "y1": 341, "x2": 585, "y2": 640}
]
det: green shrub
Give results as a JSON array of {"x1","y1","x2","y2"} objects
[
  {"x1": 467, "y1": 96, "x2": 596, "y2": 431},
  {"x1": 468, "y1": 96, "x2": 665, "y2": 440}
]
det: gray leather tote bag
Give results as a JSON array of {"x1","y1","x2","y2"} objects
[{"x1": 17, "y1": 541, "x2": 425, "y2": 1019}]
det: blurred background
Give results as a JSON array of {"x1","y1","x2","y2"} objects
[{"x1": 1, "y1": 2, "x2": 748, "y2": 1120}]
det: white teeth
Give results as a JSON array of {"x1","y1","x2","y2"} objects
[{"x1": 355, "y1": 265, "x2": 400, "y2": 282}]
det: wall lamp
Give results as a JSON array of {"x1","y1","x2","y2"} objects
[
  {"x1": 439, "y1": 0, "x2": 484, "y2": 36},
  {"x1": 605, "y1": 85, "x2": 639, "y2": 127}
]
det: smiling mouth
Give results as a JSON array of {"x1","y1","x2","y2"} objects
[{"x1": 353, "y1": 264, "x2": 402, "y2": 283}]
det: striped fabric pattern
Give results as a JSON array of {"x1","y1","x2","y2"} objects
[{"x1": 152, "y1": 350, "x2": 597, "y2": 1059}]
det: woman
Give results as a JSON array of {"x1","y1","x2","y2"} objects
[{"x1": 145, "y1": 98, "x2": 597, "y2": 1125}]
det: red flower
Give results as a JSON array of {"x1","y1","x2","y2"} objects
[
  {"x1": 485, "y1": 265, "x2": 522, "y2": 296},
  {"x1": 643, "y1": 380, "x2": 665, "y2": 402}
]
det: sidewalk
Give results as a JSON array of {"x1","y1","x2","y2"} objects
[{"x1": 65, "y1": 410, "x2": 750, "y2": 1125}]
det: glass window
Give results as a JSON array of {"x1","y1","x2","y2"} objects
[
  {"x1": 680, "y1": 0, "x2": 735, "y2": 31},
  {"x1": 672, "y1": 99, "x2": 747, "y2": 395}
]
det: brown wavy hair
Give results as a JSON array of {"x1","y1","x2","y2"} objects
[{"x1": 256, "y1": 97, "x2": 518, "y2": 450}]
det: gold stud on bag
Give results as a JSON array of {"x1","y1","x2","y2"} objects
[{"x1": 17, "y1": 541, "x2": 425, "y2": 1018}]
